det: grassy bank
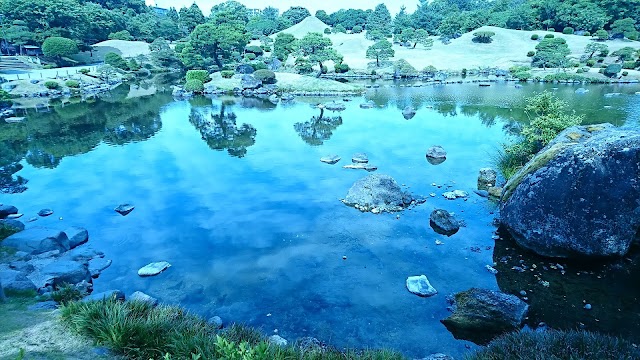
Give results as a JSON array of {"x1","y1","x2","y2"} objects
[{"x1": 208, "y1": 72, "x2": 364, "y2": 93}]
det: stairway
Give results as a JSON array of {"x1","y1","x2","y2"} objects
[{"x1": 0, "y1": 56, "x2": 33, "y2": 71}]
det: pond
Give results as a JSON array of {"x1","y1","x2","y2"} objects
[{"x1": 1, "y1": 81, "x2": 639, "y2": 358}]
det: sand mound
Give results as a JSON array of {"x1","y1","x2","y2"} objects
[
  {"x1": 92, "y1": 40, "x2": 151, "y2": 57},
  {"x1": 273, "y1": 16, "x2": 330, "y2": 38}
]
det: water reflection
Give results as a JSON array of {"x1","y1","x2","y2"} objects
[
  {"x1": 189, "y1": 104, "x2": 257, "y2": 158},
  {"x1": 293, "y1": 107, "x2": 343, "y2": 146}
]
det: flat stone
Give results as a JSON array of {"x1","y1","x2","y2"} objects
[
  {"x1": 34, "y1": 260, "x2": 91, "y2": 288},
  {"x1": 129, "y1": 291, "x2": 158, "y2": 306},
  {"x1": 488, "y1": 186, "x2": 503, "y2": 198},
  {"x1": 28, "y1": 301, "x2": 58, "y2": 311},
  {"x1": 114, "y1": 204, "x2": 135, "y2": 216},
  {"x1": 89, "y1": 258, "x2": 112, "y2": 277},
  {"x1": 138, "y1": 261, "x2": 171, "y2": 277},
  {"x1": 65, "y1": 227, "x2": 89, "y2": 249},
  {"x1": 343, "y1": 163, "x2": 378, "y2": 171},
  {"x1": 351, "y1": 153, "x2": 369, "y2": 163},
  {"x1": 430, "y1": 209, "x2": 460, "y2": 236},
  {"x1": 38, "y1": 209, "x2": 54, "y2": 217},
  {"x1": 2, "y1": 228, "x2": 70, "y2": 255},
  {"x1": 320, "y1": 155, "x2": 341, "y2": 164},
  {"x1": 0, "y1": 205, "x2": 18, "y2": 219},
  {"x1": 406, "y1": 275, "x2": 437, "y2": 297},
  {"x1": 6, "y1": 213, "x2": 23, "y2": 219},
  {"x1": 0, "y1": 268, "x2": 37, "y2": 291}
]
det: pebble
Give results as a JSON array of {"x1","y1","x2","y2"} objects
[
  {"x1": 584, "y1": 304, "x2": 592, "y2": 310},
  {"x1": 519, "y1": 290, "x2": 527, "y2": 296},
  {"x1": 435, "y1": 240, "x2": 444, "y2": 245},
  {"x1": 38, "y1": 209, "x2": 54, "y2": 217},
  {"x1": 342, "y1": 256, "x2": 347, "y2": 260},
  {"x1": 485, "y1": 265, "x2": 498, "y2": 274},
  {"x1": 27, "y1": 217, "x2": 38, "y2": 222}
]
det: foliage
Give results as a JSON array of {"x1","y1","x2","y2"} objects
[
  {"x1": 250, "y1": 62, "x2": 267, "y2": 71},
  {"x1": 104, "y1": 52, "x2": 128, "y2": 70},
  {"x1": 294, "y1": 58, "x2": 314, "y2": 74},
  {"x1": 544, "y1": 34, "x2": 555, "y2": 39},
  {"x1": 244, "y1": 53, "x2": 256, "y2": 61},
  {"x1": 44, "y1": 81, "x2": 60, "y2": 89},
  {"x1": 604, "y1": 63, "x2": 622, "y2": 77},
  {"x1": 244, "y1": 46, "x2": 264, "y2": 56},
  {"x1": 221, "y1": 70, "x2": 235, "y2": 78},
  {"x1": 296, "y1": 32, "x2": 342, "y2": 70},
  {"x1": 108, "y1": 30, "x2": 133, "y2": 41},
  {"x1": 186, "y1": 70, "x2": 209, "y2": 83},
  {"x1": 594, "y1": 29, "x2": 609, "y2": 41},
  {"x1": 562, "y1": 27, "x2": 574, "y2": 34},
  {"x1": 366, "y1": 4, "x2": 392, "y2": 40},
  {"x1": 335, "y1": 62, "x2": 350, "y2": 73},
  {"x1": 586, "y1": 59, "x2": 596, "y2": 67},
  {"x1": 467, "y1": 330, "x2": 640, "y2": 360},
  {"x1": 324, "y1": 28, "x2": 332, "y2": 34},
  {"x1": 189, "y1": 21, "x2": 249, "y2": 69},
  {"x1": 394, "y1": 59, "x2": 417, "y2": 77},
  {"x1": 253, "y1": 69, "x2": 276, "y2": 84},
  {"x1": 65, "y1": 80, "x2": 80, "y2": 88},
  {"x1": 51, "y1": 283, "x2": 85, "y2": 305},
  {"x1": 623, "y1": 61, "x2": 637, "y2": 69},
  {"x1": 472, "y1": 31, "x2": 495, "y2": 43},
  {"x1": 584, "y1": 42, "x2": 608, "y2": 59},
  {"x1": 184, "y1": 79, "x2": 204, "y2": 92},
  {"x1": 532, "y1": 38, "x2": 570, "y2": 68},
  {"x1": 366, "y1": 40, "x2": 395, "y2": 67},
  {"x1": 526, "y1": 50, "x2": 535, "y2": 57},
  {"x1": 281, "y1": 6, "x2": 310, "y2": 25},
  {"x1": 509, "y1": 65, "x2": 532, "y2": 81},
  {"x1": 499, "y1": 91, "x2": 583, "y2": 178},
  {"x1": 42, "y1": 37, "x2": 79, "y2": 59},
  {"x1": 79, "y1": 68, "x2": 90, "y2": 75},
  {"x1": 530, "y1": 34, "x2": 539, "y2": 40},
  {"x1": 333, "y1": 24, "x2": 347, "y2": 34},
  {"x1": 127, "y1": 58, "x2": 141, "y2": 71},
  {"x1": 612, "y1": 47, "x2": 637, "y2": 62},
  {"x1": 611, "y1": 18, "x2": 638, "y2": 39},
  {"x1": 352, "y1": 25, "x2": 363, "y2": 33},
  {"x1": 623, "y1": 71, "x2": 629, "y2": 76},
  {"x1": 273, "y1": 33, "x2": 297, "y2": 62}
]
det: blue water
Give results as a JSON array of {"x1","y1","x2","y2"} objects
[{"x1": 3, "y1": 81, "x2": 640, "y2": 357}]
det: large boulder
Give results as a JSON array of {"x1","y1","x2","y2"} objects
[
  {"x1": 342, "y1": 174, "x2": 414, "y2": 213},
  {"x1": 65, "y1": 227, "x2": 88, "y2": 249},
  {"x1": 429, "y1": 209, "x2": 460, "y2": 236},
  {"x1": 241, "y1": 75, "x2": 261, "y2": 90},
  {"x1": 31, "y1": 260, "x2": 91, "y2": 288},
  {"x1": 2, "y1": 228, "x2": 70, "y2": 255},
  {"x1": 500, "y1": 124, "x2": 640, "y2": 258},
  {"x1": 0, "y1": 205, "x2": 18, "y2": 219},
  {"x1": 441, "y1": 288, "x2": 528, "y2": 345},
  {"x1": 0, "y1": 268, "x2": 36, "y2": 291}
]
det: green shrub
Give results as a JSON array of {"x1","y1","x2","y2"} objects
[
  {"x1": 394, "y1": 59, "x2": 417, "y2": 77},
  {"x1": 51, "y1": 283, "x2": 85, "y2": 305},
  {"x1": 472, "y1": 31, "x2": 495, "y2": 43},
  {"x1": 371, "y1": 69, "x2": 377, "y2": 76},
  {"x1": 563, "y1": 27, "x2": 574, "y2": 34},
  {"x1": 623, "y1": 61, "x2": 637, "y2": 69},
  {"x1": 244, "y1": 53, "x2": 256, "y2": 61},
  {"x1": 108, "y1": 30, "x2": 133, "y2": 41},
  {"x1": 544, "y1": 34, "x2": 555, "y2": 38},
  {"x1": 583, "y1": 31, "x2": 591, "y2": 36},
  {"x1": 251, "y1": 62, "x2": 267, "y2": 71},
  {"x1": 253, "y1": 69, "x2": 276, "y2": 84},
  {"x1": 586, "y1": 59, "x2": 596, "y2": 67},
  {"x1": 104, "y1": 52, "x2": 128, "y2": 70},
  {"x1": 623, "y1": 71, "x2": 629, "y2": 76},
  {"x1": 526, "y1": 51, "x2": 535, "y2": 57},
  {"x1": 352, "y1": 25, "x2": 363, "y2": 33},
  {"x1": 576, "y1": 68, "x2": 584, "y2": 73},
  {"x1": 321, "y1": 65, "x2": 328, "y2": 74},
  {"x1": 548, "y1": 28, "x2": 556, "y2": 32},
  {"x1": 467, "y1": 330, "x2": 640, "y2": 360},
  {"x1": 244, "y1": 45, "x2": 263, "y2": 55},
  {"x1": 604, "y1": 63, "x2": 622, "y2": 77},
  {"x1": 594, "y1": 29, "x2": 609, "y2": 40},
  {"x1": 65, "y1": 80, "x2": 80, "y2": 88},
  {"x1": 531, "y1": 34, "x2": 539, "y2": 40},
  {"x1": 324, "y1": 28, "x2": 331, "y2": 34},
  {"x1": 79, "y1": 68, "x2": 90, "y2": 75},
  {"x1": 220, "y1": 70, "x2": 235, "y2": 78},
  {"x1": 184, "y1": 79, "x2": 204, "y2": 92},
  {"x1": 44, "y1": 81, "x2": 60, "y2": 89},
  {"x1": 186, "y1": 70, "x2": 209, "y2": 83},
  {"x1": 128, "y1": 59, "x2": 141, "y2": 71},
  {"x1": 335, "y1": 62, "x2": 350, "y2": 73},
  {"x1": 333, "y1": 24, "x2": 346, "y2": 33}
]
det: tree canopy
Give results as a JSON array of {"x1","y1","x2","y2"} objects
[{"x1": 366, "y1": 40, "x2": 395, "y2": 67}]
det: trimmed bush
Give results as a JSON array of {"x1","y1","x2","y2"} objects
[
  {"x1": 321, "y1": 65, "x2": 328, "y2": 74},
  {"x1": 472, "y1": 31, "x2": 495, "y2": 43},
  {"x1": 79, "y1": 68, "x2": 90, "y2": 75},
  {"x1": 220, "y1": 70, "x2": 234, "y2": 78},
  {"x1": 604, "y1": 63, "x2": 622, "y2": 77},
  {"x1": 104, "y1": 52, "x2": 128, "y2": 70},
  {"x1": 335, "y1": 62, "x2": 350, "y2": 73},
  {"x1": 186, "y1": 70, "x2": 209, "y2": 83},
  {"x1": 548, "y1": 28, "x2": 555, "y2": 32},
  {"x1": 544, "y1": 34, "x2": 555, "y2": 38},
  {"x1": 253, "y1": 69, "x2": 276, "y2": 84},
  {"x1": 623, "y1": 61, "x2": 637, "y2": 69},
  {"x1": 244, "y1": 53, "x2": 256, "y2": 61},
  {"x1": 594, "y1": 29, "x2": 609, "y2": 41},
  {"x1": 127, "y1": 59, "x2": 141, "y2": 71},
  {"x1": 352, "y1": 25, "x2": 363, "y2": 34},
  {"x1": 563, "y1": 27, "x2": 574, "y2": 34},
  {"x1": 576, "y1": 68, "x2": 584, "y2": 73},
  {"x1": 65, "y1": 80, "x2": 80, "y2": 88},
  {"x1": 586, "y1": 59, "x2": 596, "y2": 67},
  {"x1": 531, "y1": 34, "x2": 539, "y2": 40},
  {"x1": 623, "y1": 71, "x2": 629, "y2": 76},
  {"x1": 244, "y1": 45, "x2": 263, "y2": 55},
  {"x1": 184, "y1": 79, "x2": 204, "y2": 92},
  {"x1": 108, "y1": 30, "x2": 133, "y2": 41},
  {"x1": 583, "y1": 31, "x2": 591, "y2": 36},
  {"x1": 526, "y1": 51, "x2": 535, "y2": 57},
  {"x1": 251, "y1": 62, "x2": 267, "y2": 71},
  {"x1": 324, "y1": 28, "x2": 331, "y2": 34},
  {"x1": 44, "y1": 81, "x2": 60, "y2": 89}
]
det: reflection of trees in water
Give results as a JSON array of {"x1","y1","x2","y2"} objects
[
  {"x1": 0, "y1": 89, "x2": 170, "y2": 192},
  {"x1": 189, "y1": 105, "x2": 257, "y2": 158},
  {"x1": 294, "y1": 108, "x2": 343, "y2": 146}
]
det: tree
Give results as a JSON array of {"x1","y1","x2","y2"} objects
[
  {"x1": 149, "y1": 37, "x2": 181, "y2": 69},
  {"x1": 108, "y1": 30, "x2": 133, "y2": 40},
  {"x1": 611, "y1": 18, "x2": 638, "y2": 39},
  {"x1": 316, "y1": 10, "x2": 330, "y2": 24},
  {"x1": 556, "y1": 1, "x2": 608, "y2": 33},
  {"x1": 366, "y1": 39, "x2": 395, "y2": 67},
  {"x1": 179, "y1": 3, "x2": 205, "y2": 34},
  {"x1": 282, "y1": 6, "x2": 310, "y2": 25},
  {"x1": 584, "y1": 42, "x2": 608, "y2": 59},
  {"x1": 104, "y1": 52, "x2": 128, "y2": 70},
  {"x1": 593, "y1": 29, "x2": 609, "y2": 41},
  {"x1": 532, "y1": 38, "x2": 570, "y2": 68},
  {"x1": 366, "y1": 4, "x2": 393, "y2": 40},
  {"x1": 273, "y1": 32, "x2": 296, "y2": 61},
  {"x1": 4, "y1": 21, "x2": 33, "y2": 55},
  {"x1": 42, "y1": 36, "x2": 78, "y2": 60},
  {"x1": 612, "y1": 47, "x2": 637, "y2": 61},
  {"x1": 413, "y1": 29, "x2": 433, "y2": 49},
  {"x1": 210, "y1": 1, "x2": 249, "y2": 25},
  {"x1": 189, "y1": 21, "x2": 248, "y2": 69},
  {"x1": 473, "y1": 31, "x2": 496, "y2": 43},
  {"x1": 393, "y1": 6, "x2": 414, "y2": 34},
  {"x1": 296, "y1": 32, "x2": 341, "y2": 74}
]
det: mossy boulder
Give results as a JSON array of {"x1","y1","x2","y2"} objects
[{"x1": 500, "y1": 124, "x2": 640, "y2": 258}]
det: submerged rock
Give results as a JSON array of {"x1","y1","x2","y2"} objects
[
  {"x1": 342, "y1": 174, "x2": 414, "y2": 213},
  {"x1": 320, "y1": 155, "x2": 341, "y2": 164},
  {"x1": 402, "y1": 106, "x2": 417, "y2": 119},
  {"x1": 209, "y1": 316, "x2": 223, "y2": 329},
  {"x1": 429, "y1": 209, "x2": 460, "y2": 236},
  {"x1": 426, "y1": 146, "x2": 447, "y2": 165},
  {"x1": 500, "y1": 124, "x2": 640, "y2": 258},
  {"x1": 406, "y1": 275, "x2": 437, "y2": 297},
  {"x1": 138, "y1": 261, "x2": 171, "y2": 277},
  {"x1": 65, "y1": 226, "x2": 89, "y2": 249},
  {"x1": 324, "y1": 101, "x2": 346, "y2": 111},
  {"x1": 343, "y1": 163, "x2": 378, "y2": 171},
  {"x1": 351, "y1": 153, "x2": 369, "y2": 163},
  {"x1": 114, "y1": 204, "x2": 135, "y2": 216},
  {"x1": 478, "y1": 168, "x2": 497, "y2": 191},
  {"x1": 441, "y1": 288, "x2": 528, "y2": 345},
  {"x1": 37, "y1": 209, "x2": 54, "y2": 217},
  {"x1": 359, "y1": 101, "x2": 375, "y2": 109}
]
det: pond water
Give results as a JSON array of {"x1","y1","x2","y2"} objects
[{"x1": 1, "y1": 81, "x2": 640, "y2": 358}]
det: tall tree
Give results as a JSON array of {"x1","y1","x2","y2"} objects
[
  {"x1": 189, "y1": 21, "x2": 248, "y2": 69},
  {"x1": 366, "y1": 39, "x2": 395, "y2": 66},
  {"x1": 366, "y1": 4, "x2": 392, "y2": 40},
  {"x1": 282, "y1": 6, "x2": 311, "y2": 25},
  {"x1": 394, "y1": 6, "x2": 414, "y2": 34},
  {"x1": 273, "y1": 32, "x2": 296, "y2": 61},
  {"x1": 296, "y1": 32, "x2": 341, "y2": 74},
  {"x1": 179, "y1": 3, "x2": 205, "y2": 34}
]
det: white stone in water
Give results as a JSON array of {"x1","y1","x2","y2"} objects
[
  {"x1": 406, "y1": 275, "x2": 437, "y2": 297},
  {"x1": 269, "y1": 335, "x2": 288, "y2": 346},
  {"x1": 138, "y1": 261, "x2": 171, "y2": 277},
  {"x1": 320, "y1": 155, "x2": 341, "y2": 164}
]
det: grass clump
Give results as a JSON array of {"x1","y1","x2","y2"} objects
[
  {"x1": 467, "y1": 330, "x2": 640, "y2": 360},
  {"x1": 60, "y1": 299, "x2": 407, "y2": 360},
  {"x1": 50, "y1": 283, "x2": 85, "y2": 305},
  {"x1": 44, "y1": 81, "x2": 60, "y2": 90}
]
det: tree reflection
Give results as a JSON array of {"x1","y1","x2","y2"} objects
[
  {"x1": 189, "y1": 104, "x2": 257, "y2": 158},
  {"x1": 294, "y1": 107, "x2": 343, "y2": 146}
]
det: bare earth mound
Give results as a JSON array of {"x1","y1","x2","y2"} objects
[
  {"x1": 272, "y1": 16, "x2": 330, "y2": 39},
  {"x1": 71, "y1": 39, "x2": 150, "y2": 63}
]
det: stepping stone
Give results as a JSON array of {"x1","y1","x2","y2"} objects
[
  {"x1": 115, "y1": 204, "x2": 135, "y2": 216},
  {"x1": 138, "y1": 261, "x2": 171, "y2": 277}
]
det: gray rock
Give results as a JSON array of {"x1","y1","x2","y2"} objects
[
  {"x1": 114, "y1": 204, "x2": 134, "y2": 216},
  {"x1": 6, "y1": 213, "x2": 23, "y2": 219},
  {"x1": 2, "y1": 228, "x2": 70, "y2": 255},
  {"x1": 478, "y1": 168, "x2": 497, "y2": 191},
  {"x1": 89, "y1": 257, "x2": 112, "y2": 277},
  {"x1": 0, "y1": 268, "x2": 36, "y2": 291},
  {"x1": 415, "y1": 355, "x2": 454, "y2": 360},
  {"x1": 0, "y1": 204, "x2": 18, "y2": 219},
  {"x1": 360, "y1": 101, "x2": 375, "y2": 109},
  {"x1": 441, "y1": 288, "x2": 528, "y2": 345},
  {"x1": 343, "y1": 174, "x2": 414, "y2": 213},
  {"x1": 235, "y1": 64, "x2": 254, "y2": 74},
  {"x1": 442, "y1": 190, "x2": 468, "y2": 200},
  {"x1": 129, "y1": 291, "x2": 158, "y2": 306},
  {"x1": 342, "y1": 163, "x2": 378, "y2": 171},
  {"x1": 0, "y1": 219, "x2": 25, "y2": 232},
  {"x1": 269, "y1": 335, "x2": 288, "y2": 346},
  {"x1": 65, "y1": 226, "x2": 88, "y2": 249},
  {"x1": 38, "y1": 209, "x2": 54, "y2": 217},
  {"x1": 85, "y1": 289, "x2": 125, "y2": 302},
  {"x1": 267, "y1": 58, "x2": 282, "y2": 71},
  {"x1": 324, "y1": 101, "x2": 346, "y2": 111},
  {"x1": 241, "y1": 75, "x2": 262, "y2": 90},
  {"x1": 351, "y1": 153, "x2": 369, "y2": 163},
  {"x1": 281, "y1": 93, "x2": 294, "y2": 101},
  {"x1": 575, "y1": 88, "x2": 589, "y2": 94},
  {"x1": 0, "y1": 279, "x2": 4, "y2": 302},
  {"x1": 406, "y1": 275, "x2": 437, "y2": 297},
  {"x1": 500, "y1": 124, "x2": 640, "y2": 258},
  {"x1": 473, "y1": 189, "x2": 489, "y2": 198},
  {"x1": 208, "y1": 315, "x2": 223, "y2": 329},
  {"x1": 28, "y1": 301, "x2": 58, "y2": 311},
  {"x1": 59, "y1": 247, "x2": 103, "y2": 262},
  {"x1": 320, "y1": 155, "x2": 341, "y2": 164},
  {"x1": 138, "y1": 261, "x2": 171, "y2": 277},
  {"x1": 426, "y1": 146, "x2": 447, "y2": 165},
  {"x1": 429, "y1": 209, "x2": 460, "y2": 236},
  {"x1": 402, "y1": 106, "x2": 417, "y2": 119},
  {"x1": 34, "y1": 260, "x2": 91, "y2": 288}
]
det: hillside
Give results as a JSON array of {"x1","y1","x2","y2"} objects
[{"x1": 271, "y1": 16, "x2": 330, "y2": 39}]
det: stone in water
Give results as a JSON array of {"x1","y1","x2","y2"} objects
[
  {"x1": 115, "y1": 204, "x2": 135, "y2": 216},
  {"x1": 138, "y1": 261, "x2": 171, "y2": 277}
]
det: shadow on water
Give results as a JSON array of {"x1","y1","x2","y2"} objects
[{"x1": 493, "y1": 227, "x2": 640, "y2": 340}]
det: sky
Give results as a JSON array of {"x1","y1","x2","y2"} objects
[{"x1": 147, "y1": 0, "x2": 418, "y2": 16}]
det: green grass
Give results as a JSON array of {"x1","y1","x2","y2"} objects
[
  {"x1": 466, "y1": 330, "x2": 640, "y2": 360},
  {"x1": 60, "y1": 299, "x2": 406, "y2": 360}
]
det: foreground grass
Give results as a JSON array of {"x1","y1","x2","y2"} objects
[
  {"x1": 60, "y1": 299, "x2": 405, "y2": 360},
  {"x1": 467, "y1": 330, "x2": 640, "y2": 360},
  {"x1": 208, "y1": 72, "x2": 364, "y2": 93}
]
